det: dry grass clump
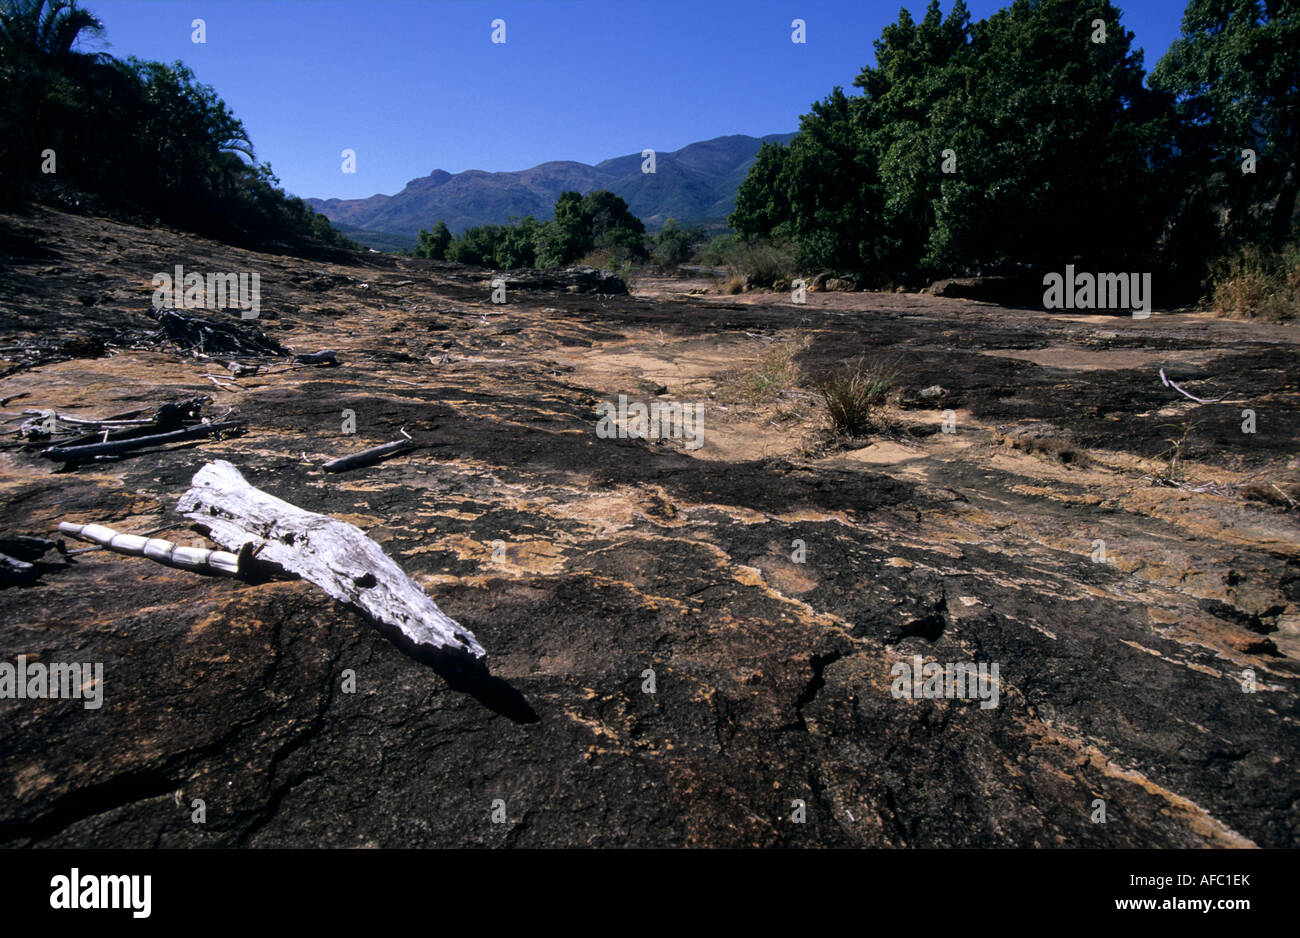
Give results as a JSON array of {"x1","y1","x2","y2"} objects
[
  {"x1": 1207, "y1": 243, "x2": 1299, "y2": 323},
  {"x1": 993, "y1": 428, "x2": 1093, "y2": 467},
  {"x1": 817, "y1": 357, "x2": 896, "y2": 436},
  {"x1": 721, "y1": 332, "x2": 810, "y2": 405}
]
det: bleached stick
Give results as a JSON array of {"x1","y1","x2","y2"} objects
[
  {"x1": 57, "y1": 522, "x2": 251, "y2": 577},
  {"x1": 176, "y1": 460, "x2": 486, "y2": 661},
  {"x1": 1160, "y1": 367, "x2": 1229, "y2": 404}
]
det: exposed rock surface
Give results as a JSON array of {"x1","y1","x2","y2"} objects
[
  {"x1": 500, "y1": 266, "x2": 628, "y2": 295},
  {"x1": 0, "y1": 207, "x2": 1296, "y2": 848}
]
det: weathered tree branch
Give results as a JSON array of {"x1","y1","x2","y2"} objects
[
  {"x1": 1160, "y1": 367, "x2": 1229, "y2": 404},
  {"x1": 293, "y1": 349, "x2": 339, "y2": 366},
  {"x1": 40, "y1": 420, "x2": 245, "y2": 463},
  {"x1": 0, "y1": 552, "x2": 36, "y2": 583},
  {"x1": 322, "y1": 439, "x2": 415, "y2": 473},
  {"x1": 58, "y1": 522, "x2": 250, "y2": 576},
  {"x1": 176, "y1": 460, "x2": 486, "y2": 661}
]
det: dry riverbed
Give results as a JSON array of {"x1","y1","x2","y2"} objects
[{"x1": 1, "y1": 206, "x2": 1296, "y2": 847}]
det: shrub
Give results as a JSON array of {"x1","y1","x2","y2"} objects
[
  {"x1": 729, "y1": 238, "x2": 799, "y2": 287},
  {"x1": 651, "y1": 218, "x2": 707, "y2": 269},
  {"x1": 1207, "y1": 243, "x2": 1299, "y2": 323},
  {"x1": 702, "y1": 236, "x2": 799, "y2": 289},
  {"x1": 817, "y1": 358, "x2": 895, "y2": 435},
  {"x1": 699, "y1": 234, "x2": 737, "y2": 269}
]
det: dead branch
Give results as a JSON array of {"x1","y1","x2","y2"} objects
[
  {"x1": 155, "y1": 309, "x2": 287, "y2": 358},
  {"x1": 176, "y1": 460, "x2": 486, "y2": 661},
  {"x1": 293, "y1": 349, "x2": 339, "y2": 366},
  {"x1": 41, "y1": 420, "x2": 245, "y2": 463},
  {"x1": 1160, "y1": 367, "x2": 1230, "y2": 404},
  {"x1": 322, "y1": 439, "x2": 416, "y2": 473},
  {"x1": 0, "y1": 552, "x2": 36, "y2": 583},
  {"x1": 58, "y1": 522, "x2": 251, "y2": 576}
]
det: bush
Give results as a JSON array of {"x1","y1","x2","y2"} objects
[
  {"x1": 534, "y1": 190, "x2": 646, "y2": 268},
  {"x1": 1207, "y1": 243, "x2": 1300, "y2": 323},
  {"x1": 651, "y1": 218, "x2": 707, "y2": 269},
  {"x1": 723, "y1": 333, "x2": 810, "y2": 405},
  {"x1": 818, "y1": 358, "x2": 895, "y2": 435},
  {"x1": 699, "y1": 234, "x2": 737, "y2": 269},
  {"x1": 700, "y1": 235, "x2": 799, "y2": 288},
  {"x1": 730, "y1": 238, "x2": 799, "y2": 287},
  {"x1": 446, "y1": 224, "x2": 504, "y2": 267}
]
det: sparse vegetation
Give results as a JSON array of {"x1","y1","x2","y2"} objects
[
  {"x1": 722, "y1": 333, "x2": 810, "y2": 405},
  {"x1": 817, "y1": 357, "x2": 895, "y2": 436},
  {"x1": 1207, "y1": 243, "x2": 1300, "y2": 322},
  {"x1": 577, "y1": 248, "x2": 639, "y2": 291},
  {"x1": 1157, "y1": 418, "x2": 1201, "y2": 482}
]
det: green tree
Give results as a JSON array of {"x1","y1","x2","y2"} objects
[
  {"x1": 447, "y1": 224, "x2": 504, "y2": 267},
  {"x1": 651, "y1": 217, "x2": 706, "y2": 268},
  {"x1": 534, "y1": 190, "x2": 646, "y2": 267},
  {"x1": 730, "y1": 0, "x2": 1175, "y2": 284},
  {"x1": 495, "y1": 215, "x2": 540, "y2": 268},
  {"x1": 0, "y1": 0, "x2": 107, "y2": 196},
  {"x1": 922, "y1": 0, "x2": 1165, "y2": 275},
  {"x1": 1152, "y1": 0, "x2": 1300, "y2": 247},
  {"x1": 414, "y1": 220, "x2": 452, "y2": 260},
  {"x1": 730, "y1": 142, "x2": 793, "y2": 242}
]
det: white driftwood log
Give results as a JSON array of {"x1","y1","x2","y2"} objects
[
  {"x1": 176, "y1": 460, "x2": 486, "y2": 661},
  {"x1": 58, "y1": 522, "x2": 249, "y2": 576}
]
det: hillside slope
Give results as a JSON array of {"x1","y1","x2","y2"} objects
[{"x1": 307, "y1": 133, "x2": 796, "y2": 248}]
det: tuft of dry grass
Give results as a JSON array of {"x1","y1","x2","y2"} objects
[
  {"x1": 1207, "y1": 243, "x2": 1299, "y2": 323},
  {"x1": 994, "y1": 429, "x2": 1093, "y2": 468},
  {"x1": 817, "y1": 357, "x2": 896, "y2": 436},
  {"x1": 721, "y1": 332, "x2": 810, "y2": 405}
]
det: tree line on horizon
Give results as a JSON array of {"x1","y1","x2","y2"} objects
[
  {"x1": 0, "y1": 0, "x2": 355, "y2": 249},
  {"x1": 727, "y1": 0, "x2": 1297, "y2": 303},
  {"x1": 410, "y1": 190, "x2": 653, "y2": 270}
]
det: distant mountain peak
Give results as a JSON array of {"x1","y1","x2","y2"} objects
[{"x1": 306, "y1": 132, "x2": 795, "y2": 251}]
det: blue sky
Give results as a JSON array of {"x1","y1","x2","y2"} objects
[{"x1": 81, "y1": 1, "x2": 1192, "y2": 202}]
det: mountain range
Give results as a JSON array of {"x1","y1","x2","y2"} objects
[{"x1": 305, "y1": 133, "x2": 796, "y2": 250}]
